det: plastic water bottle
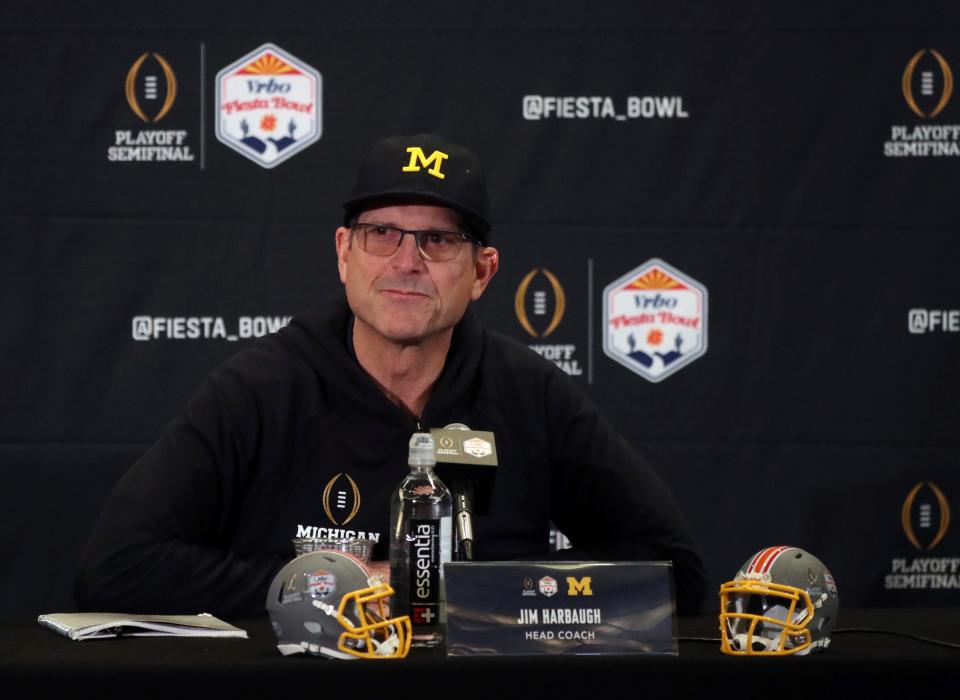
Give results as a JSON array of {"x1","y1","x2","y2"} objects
[{"x1": 389, "y1": 432, "x2": 452, "y2": 648}]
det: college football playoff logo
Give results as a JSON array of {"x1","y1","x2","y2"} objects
[
  {"x1": 515, "y1": 268, "x2": 566, "y2": 338},
  {"x1": 902, "y1": 49, "x2": 953, "y2": 119},
  {"x1": 322, "y1": 473, "x2": 361, "y2": 526},
  {"x1": 125, "y1": 52, "x2": 177, "y2": 123},
  {"x1": 901, "y1": 481, "x2": 951, "y2": 550}
]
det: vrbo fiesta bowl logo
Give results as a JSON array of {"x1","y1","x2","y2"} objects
[
  {"x1": 603, "y1": 259, "x2": 707, "y2": 382},
  {"x1": 216, "y1": 43, "x2": 322, "y2": 168}
]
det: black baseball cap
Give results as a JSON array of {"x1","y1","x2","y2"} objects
[{"x1": 342, "y1": 134, "x2": 491, "y2": 243}]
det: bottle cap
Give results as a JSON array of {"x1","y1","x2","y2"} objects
[{"x1": 408, "y1": 432, "x2": 436, "y2": 466}]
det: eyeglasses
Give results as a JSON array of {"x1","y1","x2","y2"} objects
[{"x1": 351, "y1": 222, "x2": 478, "y2": 262}]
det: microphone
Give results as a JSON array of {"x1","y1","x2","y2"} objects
[
  {"x1": 431, "y1": 427, "x2": 497, "y2": 561},
  {"x1": 453, "y1": 491, "x2": 475, "y2": 561},
  {"x1": 434, "y1": 462, "x2": 496, "y2": 562}
]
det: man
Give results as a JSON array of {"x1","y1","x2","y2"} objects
[{"x1": 75, "y1": 134, "x2": 706, "y2": 617}]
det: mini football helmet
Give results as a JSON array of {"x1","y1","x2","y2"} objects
[
  {"x1": 719, "y1": 546, "x2": 838, "y2": 656},
  {"x1": 266, "y1": 550, "x2": 411, "y2": 659}
]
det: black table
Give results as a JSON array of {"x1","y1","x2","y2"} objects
[{"x1": 1, "y1": 609, "x2": 957, "y2": 698}]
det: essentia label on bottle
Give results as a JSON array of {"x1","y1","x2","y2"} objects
[{"x1": 409, "y1": 519, "x2": 440, "y2": 626}]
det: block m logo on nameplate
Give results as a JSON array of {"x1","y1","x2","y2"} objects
[{"x1": 566, "y1": 576, "x2": 593, "y2": 596}]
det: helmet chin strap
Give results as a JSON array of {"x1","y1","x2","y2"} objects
[
  {"x1": 373, "y1": 634, "x2": 400, "y2": 657},
  {"x1": 732, "y1": 632, "x2": 784, "y2": 653},
  {"x1": 314, "y1": 600, "x2": 338, "y2": 617}
]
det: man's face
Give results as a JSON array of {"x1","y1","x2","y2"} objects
[{"x1": 335, "y1": 203, "x2": 498, "y2": 347}]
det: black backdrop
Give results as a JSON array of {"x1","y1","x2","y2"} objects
[{"x1": 2, "y1": 1, "x2": 958, "y2": 620}]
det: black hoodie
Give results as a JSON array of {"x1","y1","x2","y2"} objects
[{"x1": 75, "y1": 296, "x2": 706, "y2": 617}]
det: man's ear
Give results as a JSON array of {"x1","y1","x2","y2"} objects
[
  {"x1": 335, "y1": 227, "x2": 352, "y2": 283},
  {"x1": 471, "y1": 246, "x2": 499, "y2": 301}
]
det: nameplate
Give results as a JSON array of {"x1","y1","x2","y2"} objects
[
  {"x1": 444, "y1": 561, "x2": 677, "y2": 656},
  {"x1": 430, "y1": 428, "x2": 498, "y2": 466}
]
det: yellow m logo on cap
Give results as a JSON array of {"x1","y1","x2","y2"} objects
[
  {"x1": 566, "y1": 576, "x2": 593, "y2": 596},
  {"x1": 403, "y1": 146, "x2": 448, "y2": 180}
]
